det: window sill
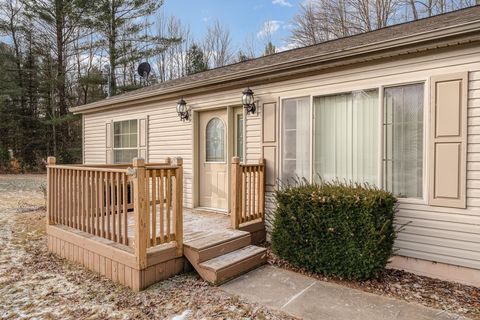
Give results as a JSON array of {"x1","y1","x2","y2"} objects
[{"x1": 397, "y1": 197, "x2": 427, "y2": 206}]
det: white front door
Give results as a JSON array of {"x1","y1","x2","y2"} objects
[{"x1": 199, "y1": 109, "x2": 228, "y2": 210}]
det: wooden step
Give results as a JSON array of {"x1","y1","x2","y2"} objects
[
  {"x1": 184, "y1": 230, "x2": 251, "y2": 265},
  {"x1": 185, "y1": 235, "x2": 252, "y2": 264},
  {"x1": 197, "y1": 245, "x2": 267, "y2": 285},
  {"x1": 185, "y1": 230, "x2": 249, "y2": 251}
]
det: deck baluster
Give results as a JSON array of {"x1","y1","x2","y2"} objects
[{"x1": 230, "y1": 157, "x2": 265, "y2": 229}]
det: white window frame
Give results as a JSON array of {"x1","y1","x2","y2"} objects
[
  {"x1": 234, "y1": 108, "x2": 245, "y2": 163},
  {"x1": 382, "y1": 81, "x2": 428, "y2": 204},
  {"x1": 279, "y1": 96, "x2": 312, "y2": 181},
  {"x1": 278, "y1": 79, "x2": 429, "y2": 204},
  {"x1": 113, "y1": 119, "x2": 139, "y2": 164}
]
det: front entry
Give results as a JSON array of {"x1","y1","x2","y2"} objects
[{"x1": 199, "y1": 109, "x2": 228, "y2": 210}]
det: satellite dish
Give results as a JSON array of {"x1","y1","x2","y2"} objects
[{"x1": 137, "y1": 62, "x2": 151, "y2": 78}]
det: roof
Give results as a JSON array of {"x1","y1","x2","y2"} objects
[{"x1": 72, "y1": 5, "x2": 480, "y2": 113}]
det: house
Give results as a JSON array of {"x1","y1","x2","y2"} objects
[{"x1": 47, "y1": 6, "x2": 480, "y2": 290}]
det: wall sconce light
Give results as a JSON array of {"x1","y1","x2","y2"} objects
[
  {"x1": 176, "y1": 97, "x2": 191, "y2": 122},
  {"x1": 242, "y1": 87, "x2": 257, "y2": 115}
]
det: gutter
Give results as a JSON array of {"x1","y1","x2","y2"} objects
[{"x1": 71, "y1": 20, "x2": 480, "y2": 114}]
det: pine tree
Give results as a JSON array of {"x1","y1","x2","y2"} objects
[
  {"x1": 24, "y1": 0, "x2": 92, "y2": 161},
  {"x1": 263, "y1": 41, "x2": 276, "y2": 56},
  {"x1": 92, "y1": 0, "x2": 178, "y2": 95},
  {"x1": 236, "y1": 50, "x2": 250, "y2": 62},
  {"x1": 186, "y1": 43, "x2": 208, "y2": 75}
]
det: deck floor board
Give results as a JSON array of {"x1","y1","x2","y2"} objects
[{"x1": 96, "y1": 209, "x2": 234, "y2": 247}]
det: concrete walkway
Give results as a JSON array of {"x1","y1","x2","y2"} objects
[{"x1": 221, "y1": 265, "x2": 465, "y2": 320}]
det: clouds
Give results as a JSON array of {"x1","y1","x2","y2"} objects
[
  {"x1": 272, "y1": 0, "x2": 293, "y2": 7},
  {"x1": 277, "y1": 42, "x2": 298, "y2": 52},
  {"x1": 257, "y1": 20, "x2": 282, "y2": 39},
  {"x1": 201, "y1": 9, "x2": 212, "y2": 23}
]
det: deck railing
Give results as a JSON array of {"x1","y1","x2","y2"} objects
[
  {"x1": 47, "y1": 160, "x2": 132, "y2": 244},
  {"x1": 136, "y1": 159, "x2": 183, "y2": 259},
  {"x1": 230, "y1": 157, "x2": 265, "y2": 229},
  {"x1": 46, "y1": 156, "x2": 183, "y2": 269}
]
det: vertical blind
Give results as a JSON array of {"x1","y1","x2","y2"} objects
[{"x1": 314, "y1": 90, "x2": 379, "y2": 185}]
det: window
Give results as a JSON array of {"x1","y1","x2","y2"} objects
[
  {"x1": 113, "y1": 119, "x2": 138, "y2": 164},
  {"x1": 281, "y1": 83, "x2": 425, "y2": 199},
  {"x1": 384, "y1": 84, "x2": 424, "y2": 198},
  {"x1": 314, "y1": 90, "x2": 378, "y2": 184},
  {"x1": 281, "y1": 97, "x2": 310, "y2": 181},
  {"x1": 235, "y1": 113, "x2": 244, "y2": 162},
  {"x1": 206, "y1": 117, "x2": 225, "y2": 162}
]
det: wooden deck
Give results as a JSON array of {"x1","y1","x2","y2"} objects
[
  {"x1": 47, "y1": 208, "x2": 265, "y2": 289},
  {"x1": 98, "y1": 209, "x2": 233, "y2": 246},
  {"x1": 45, "y1": 157, "x2": 266, "y2": 290},
  {"x1": 183, "y1": 210, "x2": 233, "y2": 242}
]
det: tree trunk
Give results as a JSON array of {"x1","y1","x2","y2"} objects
[
  {"x1": 109, "y1": 0, "x2": 117, "y2": 96},
  {"x1": 55, "y1": 0, "x2": 66, "y2": 116},
  {"x1": 409, "y1": 0, "x2": 418, "y2": 20}
]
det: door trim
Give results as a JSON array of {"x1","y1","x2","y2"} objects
[{"x1": 193, "y1": 105, "x2": 244, "y2": 213}]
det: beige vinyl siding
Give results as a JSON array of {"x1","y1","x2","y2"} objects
[
  {"x1": 83, "y1": 103, "x2": 194, "y2": 208},
  {"x1": 148, "y1": 111, "x2": 193, "y2": 206},
  {"x1": 84, "y1": 118, "x2": 108, "y2": 164},
  {"x1": 395, "y1": 204, "x2": 480, "y2": 269},
  {"x1": 82, "y1": 44, "x2": 480, "y2": 270},
  {"x1": 245, "y1": 110, "x2": 262, "y2": 164}
]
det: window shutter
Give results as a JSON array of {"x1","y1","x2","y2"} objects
[
  {"x1": 138, "y1": 116, "x2": 148, "y2": 161},
  {"x1": 429, "y1": 73, "x2": 468, "y2": 208},
  {"x1": 106, "y1": 120, "x2": 113, "y2": 164}
]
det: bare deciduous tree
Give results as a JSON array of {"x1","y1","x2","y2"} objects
[
  {"x1": 289, "y1": 0, "x2": 474, "y2": 47},
  {"x1": 403, "y1": 0, "x2": 475, "y2": 19},
  {"x1": 156, "y1": 14, "x2": 192, "y2": 82},
  {"x1": 289, "y1": 0, "x2": 356, "y2": 47},
  {"x1": 239, "y1": 33, "x2": 259, "y2": 60},
  {"x1": 202, "y1": 20, "x2": 234, "y2": 68},
  {"x1": 289, "y1": 1, "x2": 326, "y2": 47}
]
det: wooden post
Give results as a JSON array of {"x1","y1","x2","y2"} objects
[
  {"x1": 175, "y1": 157, "x2": 184, "y2": 256},
  {"x1": 47, "y1": 157, "x2": 56, "y2": 226},
  {"x1": 165, "y1": 157, "x2": 171, "y2": 165},
  {"x1": 259, "y1": 158, "x2": 265, "y2": 222},
  {"x1": 231, "y1": 157, "x2": 241, "y2": 229},
  {"x1": 133, "y1": 158, "x2": 148, "y2": 270}
]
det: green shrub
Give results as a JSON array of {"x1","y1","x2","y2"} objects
[{"x1": 271, "y1": 180, "x2": 397, "y2": 280}]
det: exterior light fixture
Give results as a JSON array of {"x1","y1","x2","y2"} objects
[
  {"x1": 176, "y1": 97, "x2": 191, "y2": 122},
  {"x1": 242, "y1": 87, "x2": 257, "y2": 115}
]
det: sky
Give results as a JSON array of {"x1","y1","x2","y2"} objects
[{"x1": 160, "y1": 0, "x2": 303, "y2": 53}]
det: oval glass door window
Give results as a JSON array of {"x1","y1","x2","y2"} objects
[{"x1": 206, "y1": 117, "x2": 225, "y2": 162}]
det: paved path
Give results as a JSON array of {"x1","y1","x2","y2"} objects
[{"x1": 221, "y1": 265, "x2": 465, "y2": 320}]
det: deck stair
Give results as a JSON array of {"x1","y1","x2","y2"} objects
[{"x1": 183, "y1": 229, "x2": 267, "y2": 284}]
